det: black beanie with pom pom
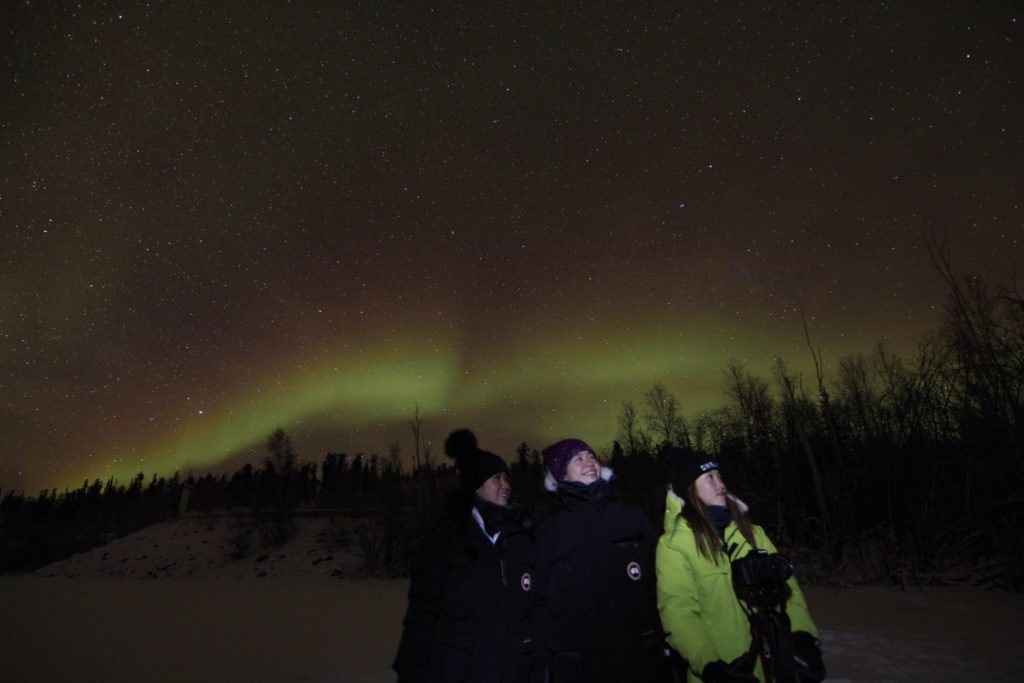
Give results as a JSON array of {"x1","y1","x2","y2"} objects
[{"x1": 444, "y1": 428, "x2": 509, "y2": 492}]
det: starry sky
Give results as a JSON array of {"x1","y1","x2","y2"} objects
[{"x1": 3, "y1": 1, "x2": 1022, "y2": 494}]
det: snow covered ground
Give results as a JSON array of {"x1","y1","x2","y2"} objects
[
  {"x1": 801, "y1": 584, "x2": 1023, "y2": 682},
  {"x1": 4, "y1": 578, "x2": 1020, "y2": 682},
  {"x1": 2, "y1": 517, "x2": 1021, "y2": 682}
]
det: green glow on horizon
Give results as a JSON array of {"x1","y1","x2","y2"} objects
[
  {"x1": 49, "y1": 311, "x2": 920, "y2": 492},
  {"x1": 58, "y1": 342, "x2": 460, "y2": 490}
]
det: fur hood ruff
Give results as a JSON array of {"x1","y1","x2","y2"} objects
[
  {"x1": 544, "y1": 465, "x2": 614, "y2": 492},
  {"x1": 666, "y1": 487, "x2": 749, "y2": 513}
]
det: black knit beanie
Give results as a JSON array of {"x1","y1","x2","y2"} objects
[
  {"x1": 444, "y1": 428, "x2": 509, "y2": 492},
  {"x1": 668, "y1": 446, "x2": 719, "y2": 495}
]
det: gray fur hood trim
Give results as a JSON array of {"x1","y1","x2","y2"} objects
[
  {"x1": 544, "y1": 465, "x2": 614, "y2": 492},
  {"x1": 667, "y1": 487, "x2": 749, "y2": 513}
]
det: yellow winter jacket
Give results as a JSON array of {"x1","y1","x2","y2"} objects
[{"x1": 655, "y1": 491, "x2": 818, "y2": 683}]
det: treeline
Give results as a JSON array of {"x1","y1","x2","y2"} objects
[
  {"x1": 2, "y1": 250, "x2": 1022, "y2": 587},
  {"x1": 0, "y1": 431, "x2": 419, "y2": 574},
  {"x1": 641, "y1": 245, "x2": 1023, "y2": 590},
  {"x1": 0, "y1": 428, "x2": 533, "y2": 575},
  {"x1": 1, "y1": 472, "x2": 186, "y2": 572}
]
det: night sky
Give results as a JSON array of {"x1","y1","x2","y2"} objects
[{"x1": 3, "y1": 2, "x2": 1022, "y2": 494}]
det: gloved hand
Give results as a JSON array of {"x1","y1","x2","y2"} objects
[
  {"x1": 701, "y1": 659, "x2": 758, "y2": 683},
  {"x1": 792, "y1": 630, "x2": 826, "y2": 683}
]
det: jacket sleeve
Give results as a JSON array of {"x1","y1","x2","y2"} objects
[
  {"x1": 757, "y1": 530, "x2": 819, "y2": 638},
  {"x1": 655, "y1": 534, "x2": 721, "y2": 677},
  {"x1": 393, "y1": 537, "x2": 447, "y2": 682}
]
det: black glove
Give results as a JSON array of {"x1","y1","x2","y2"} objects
[
  {"x1": 792, "y1": 631, "x2": 826, "y2": 683},
  {"x1": 701, "y1": 659, "x2": 758, "y2": 683}
]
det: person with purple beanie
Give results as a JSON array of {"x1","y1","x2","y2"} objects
[{"x1": 534, "y1": 438, "x2": 670, "y2": 682}]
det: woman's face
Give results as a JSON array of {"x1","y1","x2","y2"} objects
[
  {"x1": 476, "y1": 472, "x2": 511, "y2": 506},
  {"x1": 564, "y1": 450, "x2": 600, "y2": 484},
  {"x1": 694, "y1": 469, "x2": 727, "y2": 507}
]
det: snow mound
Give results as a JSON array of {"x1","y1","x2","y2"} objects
[{"x1": 34, "y1": 514, "x2": 366, "y2": 579}]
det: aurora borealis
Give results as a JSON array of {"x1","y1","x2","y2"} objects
[{"x1": 3, "y1": 2, "x2": 1022, "y2": 494}]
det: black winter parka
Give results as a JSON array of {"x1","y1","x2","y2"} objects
[
  {"x1": 536, "y1": 479, "x2": 669, "y2": 683},
  {"x1": 393, "y1": 498, "x2": 542, "y2": 683}
]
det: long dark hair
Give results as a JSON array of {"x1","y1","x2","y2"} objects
[{"x1": 677, "y1": 485, "x2": 757, "y2": 564}]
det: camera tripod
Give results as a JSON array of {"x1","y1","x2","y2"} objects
[{"x1": 740, "y1": 603, "x2": 799, "y2": 683}]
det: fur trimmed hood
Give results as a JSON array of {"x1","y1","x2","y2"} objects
[
  {"x1": 544, "y1": 465, "x2": 614, "y2": 492},
  {"x1": 664, "y1": 487, "x2": 748, "y2": 521},
  {"x1": 663, "y1": 488, "x2": 749, "y2": 543}
]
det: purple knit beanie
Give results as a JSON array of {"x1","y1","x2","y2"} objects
[{"x1": 541, "y1": 438, "x2": 595, "y2": 486}]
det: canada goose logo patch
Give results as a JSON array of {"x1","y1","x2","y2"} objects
[
  {"x1": 627, "y1": 561, "x2": 642, "y2": 581},
  {"x1": 521, "y1": 572, "x2": 532, "y2": 591}
]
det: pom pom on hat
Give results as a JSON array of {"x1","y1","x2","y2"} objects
[
  {"x1": 444, "y1": 428, "x2": 509, "y2": 492},
  {"x1": 444, "y1": 428, "x2": 479, "y2": 461}
]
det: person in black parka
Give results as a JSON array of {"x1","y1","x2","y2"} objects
[
  {"x1": 536, "y1": 438, "x2": 670, "y2": 683},
  {"x1": 393, "y1": 429, "x2": 542, "y2": 683}
]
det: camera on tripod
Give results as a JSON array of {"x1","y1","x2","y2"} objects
[{"x1": 731, "y1": 549, "x2": 793, "y2": 610}]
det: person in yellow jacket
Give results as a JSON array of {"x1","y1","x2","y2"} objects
[{"x1": 655, "y1": 447, "x2": 825, "y2": 683}]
